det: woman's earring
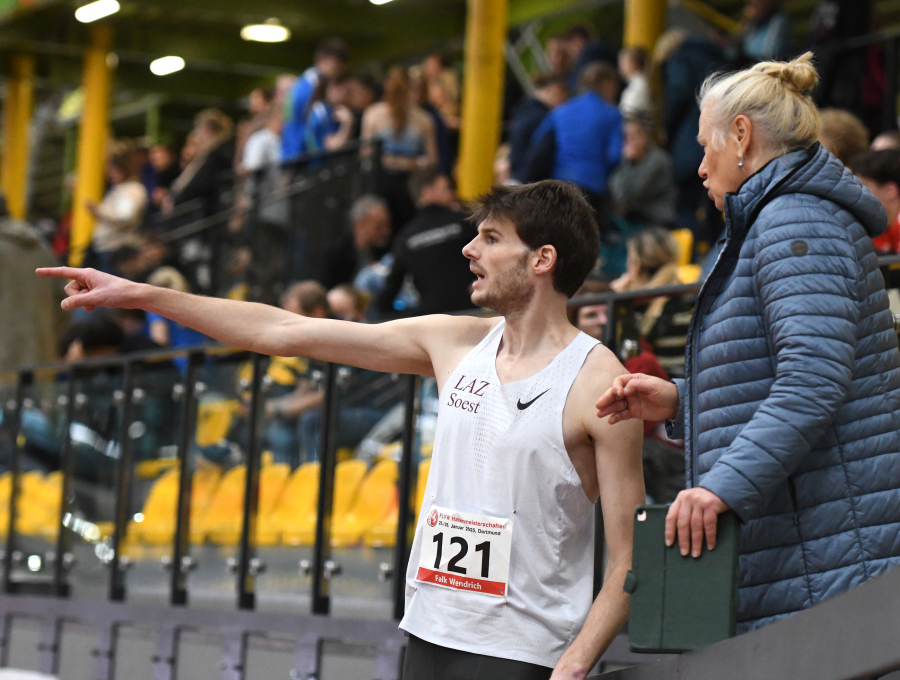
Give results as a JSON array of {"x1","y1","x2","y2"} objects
[{"x1": 738, "y1": 157, "x2": 744, "y2": 169}]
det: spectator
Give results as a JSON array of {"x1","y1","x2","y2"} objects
[
  {"x1": 362, "y1": 66, "x2": 438, "y2": 230},
  {"x1": 570, "y1": 279, "x2": 684, "y2": 503},
  {"x1": 618, "y1": 46, "x2": 652, "y2": 118},
  {"x1": 546, "y1": 36, "x2": 573, "y2": 77},
  {"x1": 281, "y1": 38, "x2": 349, "y2": 162},
  {"x1": 87, "y1": 152, "x2": 148, "y2": 271},
  {"x1": 738, "y1": 0, "x2": 792, "y2": 61},
  {"x1": 422, "y1": 53, "x2": 460, "y2": 132},
  {"x1": 654, "y1": 29, "x2": 724, "y2": 245},
  {"x1": 305, "y1": 77, "x2": 355, "y2": 153},
  {"x1": 280, "y1": 280, "x2": 331, "y2": 318},
  {"x1": 608, "y1": 117, "x2": 677, "y2": 226},
  {"x1": 327, "y1": 284, "x2": 370, "y2": 321},
  {"x1": 410, "y1": 65, "x2": 453, "y2": 176},
  {"x1": 148, "y1": 144, "x2": 179, "y2": 209},
  {"x1": 610, "y1": 227, "x2": 680, "y2": 336},
  {"x1": 0, "y1": 195, "x2": 60, "y2": 370},
  {"x1": 145, "y1": 267, "x2": 209, "y2": 351},
  {"x1": 819, "y1": 108, "x2": 870, "y2": 166},
  {"x1": 167, "y1": 109, "x2": 234, "y2": 218},
  {"x1": 564, "y1": 24, "x2": 618, "y2": 90},
  {"x1": 319, "y1": 194, "x2": 393, "y2": 290},
  {"x1": 494, "y1": 144, "x2": 514, "y2": 186},
  {"x1": 597, "y1": 53, "x2": 900, "y2": 633},
  {"x1": 109, "y1": 308, "x2": 162, "y2": 353},
  {"x1": 345, "y1": 72, "x2": 380, "y2": 140},
  {"x1": 871, "y1": 129, "x2": 900, "y2": 151},
  {"x1": 374, "y1": 168, "x2": 477, "y2": 317},
  {"x1": 62, "y1": 315, "x2": 124, "y2": 362},
  {"x1": 852, "y1": 149, "x2": 900, "y2": 253},
  {"x1": 234, "y1": 87, "x2": 274, "y2": 172},
  {"x1": 525, "y1": 61, "x2": 622, "y2": 222},
  {"x1": 507, "y1": 73, "x2": 568, "y2": 183}
]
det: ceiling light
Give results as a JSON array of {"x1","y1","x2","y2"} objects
[
  {"x1": 241, "y1": 19, "x2": 291, "y2": 43},
  {"x1": 369, "y1": 0, "x2": 396, "y2": 4},
  {"x1": 150, "y1": 56, "x2": 185, "y2": 76},
  {"x1": 75, "y1": 0, "x2": 120, "y2": 23}
]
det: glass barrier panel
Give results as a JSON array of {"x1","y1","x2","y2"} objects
[
  {"x1": 121, "y1": 354, "x2": 188, "y2": 605},
  {"x1": 10, "y1": 368, "x2": 68, "y2": 592},
  {"x1": 65, "y1": 366, "x2": 124, "y2": 601},
  {"x1": 325, "y1": 365, "x2": 405, "y2": 620},
  {"x1": 253, "y1": 355, "x2": 323, "y2": 612},
  {"x1": 0, "y1": 372, "x2": 19, "y2": 571},
  {"x1": 187, "y1": 350, "x2": 254, "y2": 609}
]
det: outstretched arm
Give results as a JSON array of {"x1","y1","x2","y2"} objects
[{"x1": 37, "y1": 267, "x2": 489, "y2": 378}]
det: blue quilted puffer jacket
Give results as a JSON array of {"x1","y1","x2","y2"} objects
[{"x1": 668, "y1": 144, "x2": 900, "y2": 631}]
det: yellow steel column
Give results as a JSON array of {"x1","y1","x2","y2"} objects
[
  {"x1": 1, "y1": 54, "x2": 35, "y2": 220},
  {"x1": 70, "y1": 25, "x2": 114, "y2": 266},
  {"x1": 457, "y1": 0, "x2": 509, "y2": 201},
  {"x1": 624, "y1": 0, "x2": 667, "y2": 52}
]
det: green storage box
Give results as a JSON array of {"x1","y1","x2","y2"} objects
[{"x1": 623, "y1": 504, "x2": 740, "y2": 653}]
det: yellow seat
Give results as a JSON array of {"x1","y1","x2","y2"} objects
[
  {"x1": 128, "y1": 464, "x2": 221, "y2": 545},
  {"x1": 333, "y1": 459, "x2": 398, "y2": 547},
  {"x1": 415, "y1": 458, "x2": 431, "y2": 523},
  {"x1": 282, "y1": 459, "x2": 367, "y2": 546},
  {"x1": 677, "y1": 264, "x2": 702, "y2": 284},
  {"x1": 16, "y1": 471, "x2": 62, "y2": 540},
  {"x1": 193, "y1": 465, "x2": 246, "y2": 545},
  {"x1": 671, "y1": 229, "x2": 693, "y2": 266},
  {"x1": 205, "y1": 462, "x2": 291, "y2": 546},
  {"x1": 0, "y1": 472, "x2": 12, "y2": 538},
  {"x1": 195, "y1": 400, "x2": 241, "y2": 448},
  {"x1": 258, "y1": 461, "x2": 319, "y2": 546}
]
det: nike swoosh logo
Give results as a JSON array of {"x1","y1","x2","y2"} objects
[{"x1": 517, "y1": 389, "x2": 550, "y2": 410}]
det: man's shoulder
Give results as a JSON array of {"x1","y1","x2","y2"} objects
[{"x1": 570, "y1": 342, "x2": 628, "y2": 404}]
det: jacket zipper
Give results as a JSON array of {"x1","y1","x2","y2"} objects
[{"x1": 787, "y1": 477, "x2": 799, "y2": 526}]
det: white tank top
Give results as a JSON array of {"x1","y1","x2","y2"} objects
[{"x1": 400, "y1": 319, "x2": 600, "y2": 668}]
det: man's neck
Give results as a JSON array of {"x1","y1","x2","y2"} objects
[{"x1": 500, "y1": 292, "x2": 578, "y2": 361}]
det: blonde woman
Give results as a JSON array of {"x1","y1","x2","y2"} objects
[{"x1": 598, "y1": 53, "x2": 900, "y2": 632}]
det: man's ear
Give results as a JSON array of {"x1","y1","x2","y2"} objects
[
  {"x1": 532, "y1": 245, "x2": 558, "y2": 277},
  {"x1": 887, "y1": 182, "x2": 900, "y2": 202}
]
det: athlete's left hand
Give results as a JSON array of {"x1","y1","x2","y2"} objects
[
  {"x1": 550, "y1": 656, "x2": 591, "y2": 680},
  {"x1": 665, "y1": 487, "x2": 730, "y2": 558}
]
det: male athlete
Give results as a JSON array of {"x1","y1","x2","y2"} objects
[{"x1": 39, "y1": 180, "x2": 644, "y2": 680}]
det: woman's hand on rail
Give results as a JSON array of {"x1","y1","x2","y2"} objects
[{"x1": 595, "y1": 373, "x2": 679, "y2": 424}]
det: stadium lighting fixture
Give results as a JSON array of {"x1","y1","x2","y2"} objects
[
  {"x1": 150, "y1": 56, "x2": 185, "y2": 76},
  {"x1": 241, "y1": 19, "x2": 291, "y2": 43},
  {"x1": 369, "y1": 0, "x2": 396, "y2": 5},
  {"x1": 74, "y1": 0, "x2": 120, "y2": 23}
]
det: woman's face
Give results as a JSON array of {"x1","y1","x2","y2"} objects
[{"x1": 698, "y1": 107, "x2": 747, "y2": 211}]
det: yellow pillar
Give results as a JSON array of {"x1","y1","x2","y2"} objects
[
  {"x1": 70, "y1": 25, "x2": 113, "y2": 267},
  {"x1": 1, "y1": 54, "x2": 35, "y2": 220},
  {"x1": 457, "y1": 0, "x2": 509, "y2": 201},
  {"x1": 624, "y1": 0, "x2": 667, "y2": 52}
]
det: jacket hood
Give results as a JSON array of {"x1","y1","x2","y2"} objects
[
  {"x1": 0, "y1": 218, "x2": 42, "y2": 248},
  {"x1": 726, "y1": 143, "x2": 888, "y2": 238}
]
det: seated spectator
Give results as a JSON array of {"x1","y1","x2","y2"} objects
[
  {"x1": 63, "y1": 316, "x2": 124, "y2": 362},
  {"x1": 328, "y1": 284, "x2": 370, "y2": 321},
  {"x1": 569, "y1": 279, "x2": 684, "y2": 503},
  {"x1": 525, "y1": 61, "x2": 622, "y2": 221},
  {"x1": 819, "y1": 108, "x2": 869, "y2": 166},
  {"x1": 611, "y1": 227, "x2": 680, "y2": 336},
  {"x1": 281, "y1": 38, "x2": 349, "y2": 163},
  {"x1": 87, "y1": 152, "x2": 148, "y2": 271},
  {"x1": 319, "y1": 194, "x2": 393, "y2": 290},
  {"x1": 281, "y1": 280, "x2": 331, "y2": 318},
  {"x1": 507, "y1": 73, "x2": 568, "y2": 183},
  {"x1": 618, "y1": 47, "x2": 652, "y2": 118},
  {"x1": 109, "y1": 308, "x2": 162, "y2": 353},
  {"x1": 738, "y1": 0, "x2": 792, "y2": 61},
  {"x1": 853, "y1": 149, "x2": 900, "y2": 253},
  {"x1": 374, "y1": 168, "x2": 477, "y2": 317},
  {"x1": 608, "y1": 116, "x2": 677, "y2": 226},
  {"x1": 167, "y1": 109, "x2": 234, "y2": 219},
  {"x1": 871, "y1": 129, "x2": 900, "y2": 152},
  {"x1": 362, "y1": 66, "x2": 438, "y2": 229},
  {"x1": 145, "y1": 267, "x2": 209, "y2": 352}
]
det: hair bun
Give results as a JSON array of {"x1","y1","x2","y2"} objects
[{"x1": 757, "y1": 52, "x2": 819, "y2": 93}]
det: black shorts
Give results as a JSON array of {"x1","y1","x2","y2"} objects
[{"x1": 402, "y1": 635, "x2": 553, "y2": 680}]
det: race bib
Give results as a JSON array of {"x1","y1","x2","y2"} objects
[{"x1": 416, "y1": 505, "x2": 513, "y2": 597}]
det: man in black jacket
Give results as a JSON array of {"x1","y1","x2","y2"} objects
[{"x1": 374, "y1": 168, "x2": 477, "y2": 317}]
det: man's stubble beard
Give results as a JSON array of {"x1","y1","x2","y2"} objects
[{"x1": 470, "y1": 252, "x2": 535, "y2": 317}]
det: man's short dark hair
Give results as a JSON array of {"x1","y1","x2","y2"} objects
[
  {"x1": 853, "y1": 149, "x2": 900, "y2": 187},
  {"x1": 469, "y1": 181, "x2": 600, "y2": 298},
  {"x1": 565, "y1": 24, "x2": 593, "y2": 42},
  {"x1": 532, "y1": 72, "x2": 569, "y2": 92},
  {"x1": 79, "y1": 317, "x2": 124, "y2": 354},
  {"x1": 315, "y1": 38, "x2": 349, "y2": 63},
  {"x1": 408, "y1": 166, "x2": 448, "y2": 203}
]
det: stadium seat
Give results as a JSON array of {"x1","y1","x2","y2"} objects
[
  {"x1": 192, "y1": 465, "x2": 246, "y2": 544},
  {"x1": 16, "y1": 471, "x2": 62, "y2": 540},
  {"x1": 257, "y1": 461, "x2": 319, "y2": 546},
  {"x1": 203, "y1": 461, "x2": 291, "y2": 545},
  {"x1": 333, "y1": 459, "x2": 398, "y2": 547},
  {"x1": 282, "y1": 459, "x2": 367, "y2": 546},
  {"x1": 194, "y1": 399, "x2": 241, "y2": 448},
  {"x1": 671, "y1": 229, "x2": 694, "y2": 266},
  {"x1": 677, "y1": 264, "x2": 702, "y2": 284}
]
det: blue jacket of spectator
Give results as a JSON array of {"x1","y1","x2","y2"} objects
[
  {"x1": 527, "y1": 91, "x2": 622, "y2": 195},
  {"x1": 304, "y1": 101, "x2": 338, "y2": 154},
  {"x1": 281, "y1": 67, "x2": 320, "y2": 162},
  {"x1": 668, "y1": 144, "x2": 900, "y2": 632},
  {"x1": 508, "y1": 96, "x2": 550, "y2": 183}
]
